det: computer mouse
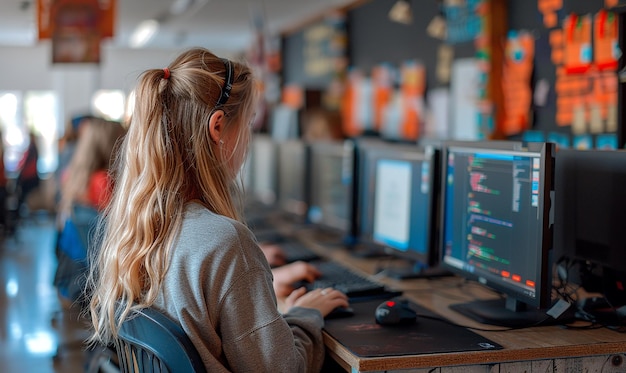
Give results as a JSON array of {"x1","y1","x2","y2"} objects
[{"x1": 375, "y1": 298, "x2": 417, "y2": 326}]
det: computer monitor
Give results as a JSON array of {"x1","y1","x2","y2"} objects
[
  {"x1": 440, "y1": 141, "x2": 556, "y2": 327},
  {"x1": 554, "y1": 149, "x2": 626, "y2": 312},
  {"x1": 270, "y1": 104, "x2": 300, "y2": 140},
  {"x1": 351, "y1": 136, "x2": 392, "y2": 256},
  {"x1": 358, "y1": 141, "x2": 444, "y2": 279},
  {"x1": 307, "y1": 139, "x2": 355, "y2": 242},
  {"x1": 276, "y1": 139, "x2": 309, "y2": 221},
  {"x1": 352, "y1": 137, "x2": 436, "y2": 250},
  {"x1": 248, "y1": 134, "x2": 279, "y2": 207}
]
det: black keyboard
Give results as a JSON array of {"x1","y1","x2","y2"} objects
[
  {"x1": 304, "y1": 261, "x2": 392, "y2": 299},
  {"x1": 281, "y1": 241, "x2": 320, "y2": 263}
]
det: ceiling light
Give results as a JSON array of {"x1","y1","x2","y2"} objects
[
  {"x1": 389, "y1": 0, "x2": 413, "y2": 25},
  {"x1": 130, "y1": 19, "x2": 159, "y2": 48},
  {"x1": 170, "y1": 0, "x2": 194, "y2": 15}
]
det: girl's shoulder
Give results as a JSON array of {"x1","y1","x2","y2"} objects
[
  {"x1": 174, "y1": 202, "x2": 268, "y2": 277},
  {"x1": 180, "y1": 202, "x2": 258, "y2": 252}
]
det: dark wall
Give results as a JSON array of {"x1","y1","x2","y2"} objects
[
  {"x1": 282, "y1": 0, "x2": 619, "y2": 138},
  {"x1": 348, "y1": 0, "x2": 611, "y2": 136},
  {"x1": 281, "y1": 17, "x2": 346, "y2": 91},
  {"x1": 347, "y1": 0, "x2": 475, "y2": 92},
  {"x1": 282, "y1": 30, "x2": 333, "y2": 90}
]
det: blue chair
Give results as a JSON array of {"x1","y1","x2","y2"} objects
[
  {"x1": 54, "y1": 204, "x2": 100, "y2": 303},
  {"x1": 115, "y1": 307, "x2": 207, "y2": 373}
]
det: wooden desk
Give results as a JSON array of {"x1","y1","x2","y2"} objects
[{"x1": 294, "y1": 230, "x2": 626, "y2": 373}]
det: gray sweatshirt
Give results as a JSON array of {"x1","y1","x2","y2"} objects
[{"x1": 154, "y1": 202, "x2": 325, "y2": 372}]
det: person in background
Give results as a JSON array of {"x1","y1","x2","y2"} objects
[
  {"x1": 54, "y1": 118, "x2": 127, "y2": 305},
  {"x1": 15, "y1": 130, "x2": 40, "y2": 215},
  {"x1": 56, "y1": 118, "x2": 126, "y2": 227},
  {"x1": 55, "y1": 114, "x2": 92, "y2": 206},
  {"x1": 86, "y1": 47, "x2": 348, "y2": 372},
  {"x1": 0, "y1": 129, "x2": 7, "y2": 234}
]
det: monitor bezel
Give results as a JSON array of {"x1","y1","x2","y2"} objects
[
  {"x1": 439, "y1": 141, "x2": 555, "y2": 310},
  {"x1": 248, "y1": 134, "x2": 279, "y2": 206},
  {"x1": 359, "y1": 142, "x2": 440, "y2": 268},
  {"x1": 276, "y1": 139, "x2": 310, "y2": 219},
  {"x1": 307, "y1": 139, "x2": 355, "y2": 237},
  {"x1": 353, "y1": 137, "x2": 399, "y2": 243}
]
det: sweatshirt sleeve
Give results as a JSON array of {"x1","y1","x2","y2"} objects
[{"x1": 218, "y1": 266, "x2": 326, "y2": 373}]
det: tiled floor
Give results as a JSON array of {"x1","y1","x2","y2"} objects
[{"x1": 0, "y1": 212, "x2": 94, "y2": 373}]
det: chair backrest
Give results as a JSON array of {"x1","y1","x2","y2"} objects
[
  {"x1": 71, "y1": 203, "x2": 100, "y2": 253},
  {"x1": 54, "y1": 204, "x2": 100, "y2": 303},
  {"x1": 115, "y1": 307, "x2": 207, "y2": 373}
]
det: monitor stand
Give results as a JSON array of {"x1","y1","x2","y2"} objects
[
  {"x1": 348, "y1": 241, "x2": 392, "y2": 259},
  {"x1": 301, "y1": 224, "x2": 345, "y2": 245},
  {"x1": 276, "y1": 213, "x2": 310, "y2": 230},
  {"x1": 449, "y1": 297, "x2": 572, "y2": 328},
  {"x1": 380, "y1": 263, "x2": 452, "y2": 280}
]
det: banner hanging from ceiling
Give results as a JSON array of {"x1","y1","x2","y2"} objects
[
  {"x1": 37, "y1": 0, "x2": 116, "y2": 63},
  {"x1": 38, "y1": 0, "x2": 115, "y2": 40}
]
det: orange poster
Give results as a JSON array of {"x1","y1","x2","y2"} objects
[
  {"x1": 562, "y1": 13, "x2": 593, "y2": 75},
  {"x1": 554, "y1": 68, "x2": 617, "y2": 130},
  {"x1": 371, "y1": 64, "x2": 393, "y2": 132},
  {"x1": 594, "y1": 10, "x2": 619, "y2": 71},
  {"x1": 341, "y1": 68, "x2": 365, "y2": 138},
  {"x1": 589, "y1": 71, "x2": 618, "y2": 131},
  {"x1": 501, "y1": 31, "x2": 535, "y2": 135},
  {"x1": 399, "y1": 61, "x2": 426, "y2": 141},
  {"x1": 555, "y1": 67, "x2": 592, "y2": 127},
  {"x1": 555, "y1": 11, "x2": 619, "y2": 129}
]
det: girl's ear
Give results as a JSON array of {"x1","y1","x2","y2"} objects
[{"x1": 208, "y1": 110, "x2": 225, "y2": 144}]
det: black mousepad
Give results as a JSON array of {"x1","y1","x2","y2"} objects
[{"x1": 323, "y1": 298, "x2": 503, "y2": 357}]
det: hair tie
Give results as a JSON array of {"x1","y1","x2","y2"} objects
[
  {"x1": 216, "y1": 59, "x2": 233, "y2": 107},
  {"x1": 163, "y1": 68, "x2": 170, "y2": 80}
]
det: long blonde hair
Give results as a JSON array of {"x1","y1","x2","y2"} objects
[{"x1": 87, "y1": 47, "x2": 257, "y2": 345}]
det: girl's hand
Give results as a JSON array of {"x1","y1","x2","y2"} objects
[{"x1": 285, "y1": 287, "x2": 349, "y2": 317}]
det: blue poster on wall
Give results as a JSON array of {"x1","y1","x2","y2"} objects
[
  {"x1": 443, "y1": 0, "x2": 484, "y2": 44},
  {"x1": 595, "y1": 133, "x2": 618, "y2": 149},
  {"x1": 547, "y1": 132, "x2": 570, "y2": 149}
]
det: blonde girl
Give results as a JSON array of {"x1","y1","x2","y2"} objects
[{"x1": 87, "y1": 47, "x2": 348, "y2": 372}]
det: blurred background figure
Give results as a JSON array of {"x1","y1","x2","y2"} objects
[
  {"x1": 0, "y1": 129, "x2": 7, "y2": 235},
  {"x1": 54, "y1": 118, "x2": 127, "y2": 306},
  {"x1": 55, "y1": 114, "x2": 92, "y2": 206},
  {"x1": 14, "y1": 130, "x2": 40, "y2": 219}
]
